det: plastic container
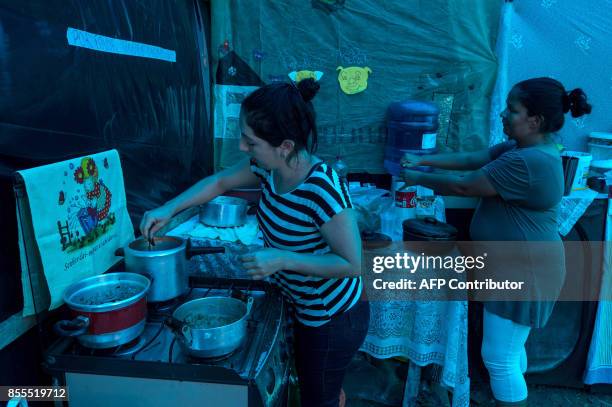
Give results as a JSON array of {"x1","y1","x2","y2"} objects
[
  {"x1": 587, "y1": 132, "x2": 612, "y2": 161},
  {"x1": 415, "y1": 196, "x2": 436, "y2": 219},
  {"x1": 384, "y1": 100, "x2": 439, "y2": 176},
  {"x1": 562, "y1": 151, "x2": 592, "y2": 191},
  {"x1": 395, "y1": 185, "x2": 417, "y2": 208},
  {"x1": 561, "y1": 155, "x2": 579, "y2": 196},
  {"x1": 331, "y1": 156, "x2": 349, "y2": 182},
  {"x1": 590, "y1": 160, "x2": 612, "y2": 177},
  {"x1": 379, "y1": 209, "x2": 396, "y2": 238},
  {"x1": 391, "y1": 176, "x2": 416, "y2": 208}
]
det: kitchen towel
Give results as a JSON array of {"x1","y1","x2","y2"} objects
[{"x1": 16, "y1": 150, "x2": 134, "y2": 314}]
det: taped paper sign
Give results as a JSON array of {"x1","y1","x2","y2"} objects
[
  {"x1": 67, "y1": 27, "x2": 176, "y2": 62},
  {"x1": 288, "y1": 70, "x2": 324, "y2": 83},
  {"x1": 336, "y1": 66, "x2": 371, "y2": 94},
  {"x1": 213, "y1": 85, "x2": 259, "y2": 139}
]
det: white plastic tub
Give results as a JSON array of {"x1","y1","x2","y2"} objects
[{"x1": 587, "y1": 132, "x2": 612, "y2": 161}]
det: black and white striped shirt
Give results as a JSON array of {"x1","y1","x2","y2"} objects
[{"x1": 250, "y1": 159, "x2": 362, "y2": 327}]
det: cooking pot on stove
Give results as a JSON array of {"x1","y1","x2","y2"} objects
[
  {"x1": 54, "y1": 272, "x2": 150, "y2": 348},
  {"x1": 115, "y1": 236, "x2": 225, "y2": 302},
  {"x1": 166, "y1": 294, "x2": 254, "y2": 358},
  {"x1": 199, "y1": 196, "x2": 249, "y2": 227}
]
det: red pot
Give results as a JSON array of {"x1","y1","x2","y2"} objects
[{"x1": 54, "y1": 272, "x2": 150, "y2": 348}]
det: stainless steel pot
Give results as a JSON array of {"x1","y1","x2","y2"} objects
[
  {"x1": 166, "y1": 295, "x2": 254, "y2": 358},
  {"x1": 55, "y1": 272, "x2": 150, "y2": 348},
  {"x1": 115, "y1": 237, "x2": 225, "y2": 302},
  {"x1": 199, "y1": 196, "x2": 248, "y2": 227}
]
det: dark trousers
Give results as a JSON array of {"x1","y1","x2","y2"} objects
[{"x1": 293, "y1": 300, "x2": 370, "y2": 407}]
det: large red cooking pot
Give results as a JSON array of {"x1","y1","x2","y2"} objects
[{"x1": 54, "y1": 272, "x2": 150, "y2": 348}]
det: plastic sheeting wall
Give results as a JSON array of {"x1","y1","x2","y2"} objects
[
  {"x1": 211, "y1": 0, "x2": 501, "y2": 172},
  {"x1": 489, "y1": 0, "x2": 612, "y2": 149},
  {"x1": 0, "y1": 0, "x2": 211, "y2": 322},
  {"x1": 0, "y1": 0, "x2": 211, "y2": 217}
]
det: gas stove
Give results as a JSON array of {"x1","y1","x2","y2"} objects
[{"x1": 44, "y1": 276, "x2": 289, "y2": 407}]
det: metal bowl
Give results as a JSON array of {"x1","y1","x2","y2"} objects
[{"x1": 199, "y1": 196, "x2": 248, "y2": 228}]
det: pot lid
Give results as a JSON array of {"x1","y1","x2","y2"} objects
[
  {"x1": 361, "y1": 231, "x2": 392, "y2": 249},
  {"x1": 402, "y1": 217, "x2": 457, "y2": 240}
]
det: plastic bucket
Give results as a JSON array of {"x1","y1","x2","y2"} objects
[{"x1": 562, "y1": 151, "x2": 592, "y2": 191}]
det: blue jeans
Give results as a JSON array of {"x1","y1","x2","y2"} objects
[{"x1": 293, "y1": 300, "x2": 370, "y2": 407}]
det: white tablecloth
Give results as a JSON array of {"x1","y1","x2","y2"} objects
[{"x1": 360, "y1": 300, "x2": 470, "y2": 406}]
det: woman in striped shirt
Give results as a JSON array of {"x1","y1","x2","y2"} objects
[{"x1": 141, "y1": 78, "x2": 369, "y2": 407}]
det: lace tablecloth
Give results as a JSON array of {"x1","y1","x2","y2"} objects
[
  {"x1": 558, "y1": 189, "x2": 600, "y2": 236},
  {"x1": 360, "y1": 299, "x2": 469, "y2": 407}
]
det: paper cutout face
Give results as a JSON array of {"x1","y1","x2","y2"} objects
[
  {"x1": 288, "y1": 70, "x2": 324, "y2": 83},
  {"x1": 336, "y1": 66, "x2": 371, "y2": 94}
]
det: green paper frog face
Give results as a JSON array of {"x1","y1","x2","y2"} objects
[{"x1": 336, "y1": 66, "x2": 372, "y2": 94}]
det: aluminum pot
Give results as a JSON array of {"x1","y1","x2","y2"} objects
[
  {"x1": 199, "y1": 196, "x2": 249, "y2": 227},
  {"x1": 166, "y1": 295, "x2": 254, "y2": 358},
  {"x1": 115, "y1": 237, "x2": 225, "y2": 302},
  {"x1": 54, "y1": 272, "x2": 150, "y2": 348}
]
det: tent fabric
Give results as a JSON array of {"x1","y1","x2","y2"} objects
[
  {"x1": 488, "y1": 2, "x2": 612, "y2": 384},
  {"x1": 210, "y1": 0, "x2": 501, "y2": 172},
  {"x1": 0, "y1": 0, "x2": 211, "y2": 324},
  {"x1": 0, "y1": 0, "x2": 212, "y2": 220},
  {"x1": 489, "y1": 0, "x2": 612, "y2": 150}
]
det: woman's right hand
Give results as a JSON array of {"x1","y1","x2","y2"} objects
[
  {"x1": 400, "y1": 153, "x2": 423, "y2": 168},
  {"x1": 139, "y1": 205, "x2": 174, "y2": 240}
]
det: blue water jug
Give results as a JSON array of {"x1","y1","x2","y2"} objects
[{"x1": 384, "y1": 100, "x2": 439, "y2": 176}]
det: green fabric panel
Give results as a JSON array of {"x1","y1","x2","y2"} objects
[{"x1": 211, "y1": 0, "x2": 501, "y2": 172}]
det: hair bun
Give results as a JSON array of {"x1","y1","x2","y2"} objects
[
  {"x1": 566, "y1": 88, "x2": 592, "y2": 118},
  {"x1": 297, "y1": 78, "x2": 320, "y2": 103}
]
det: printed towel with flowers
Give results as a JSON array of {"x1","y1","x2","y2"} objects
[{"x1": 16, "y1": 150, "x2": 134, "y2": 314}]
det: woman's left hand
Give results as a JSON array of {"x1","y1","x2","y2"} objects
[{"x1": 239, "y1": 248, "x2": 288, "y2": 280}]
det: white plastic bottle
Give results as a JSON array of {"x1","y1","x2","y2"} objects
[{"x1": 332, "y1": 156, "x2": 349, "y2": 184}]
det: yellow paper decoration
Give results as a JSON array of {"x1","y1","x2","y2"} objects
[
  {"x1": 288, "y1": 70, "x2": 324, "y2": 83},
  {"x1": 336, "y1": 66, "x2": 372, "y2": 94}
]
